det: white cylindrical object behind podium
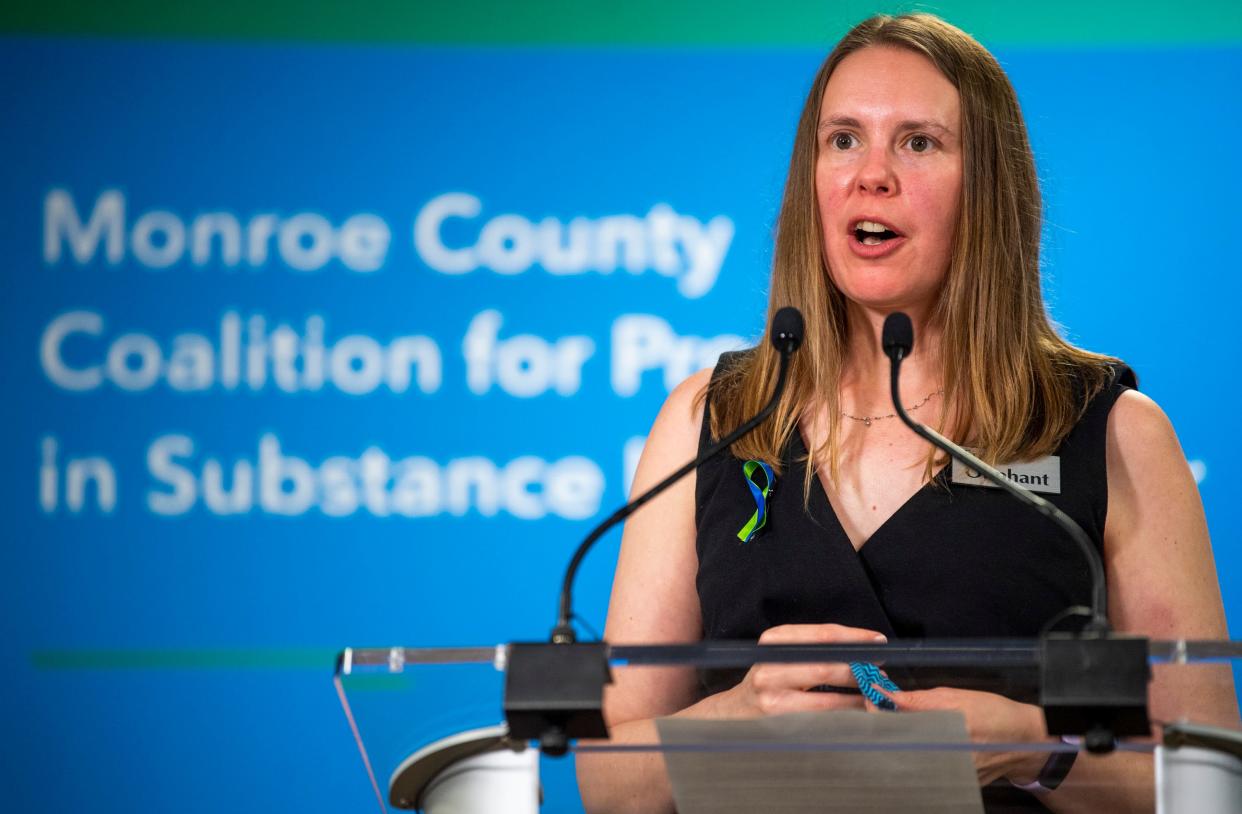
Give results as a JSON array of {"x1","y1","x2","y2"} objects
[
  {"x1": 1157, "y1": 744, "x2": 1242, "y2": 814},
  {"x1": 420, "y1": 747, "x2": 539, "y2": 814},
  {"x1": 388, "y1": 724, "x2": 540, "y2": 813}
]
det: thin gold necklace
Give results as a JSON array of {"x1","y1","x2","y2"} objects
[{"x1": 842, "y1": 389, "x2": 943, "y2": 427}]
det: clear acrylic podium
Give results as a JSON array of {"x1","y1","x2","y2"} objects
[{"x1": 335, "y1": 639, "x2": 1242, "y2": 813}]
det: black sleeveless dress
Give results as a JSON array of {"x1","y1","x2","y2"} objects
[{"x1": 693, "y1": 351, "x2": 1136, "y2": 811}]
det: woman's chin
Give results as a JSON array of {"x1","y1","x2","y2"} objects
[{"x1": 836, "y1": 284, "x2": 939, "y2": 314}]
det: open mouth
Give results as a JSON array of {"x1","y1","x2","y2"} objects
[{"x1": 852, "y1": 219, "x2": 902, "y2": 246}]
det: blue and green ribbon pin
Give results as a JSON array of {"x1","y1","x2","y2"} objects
[{"x1": 737, "y1": 460, "x2": 775, "y2": 543}]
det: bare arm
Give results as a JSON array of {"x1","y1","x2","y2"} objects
[
  {"x1": 573, "y1": 371, "x2": 709, "y2": 814},
  {"x1": 1045, "y1": 389, "x2": 1238, "y2": 811}
]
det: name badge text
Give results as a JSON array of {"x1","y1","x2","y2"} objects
[{"x1": 951, "y1": 456, "x2": 1061, "y2": 494}]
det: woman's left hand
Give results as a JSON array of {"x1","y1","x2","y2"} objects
[{"x1": 871, "y1": 686, "x2": 1051, "y2": 786}]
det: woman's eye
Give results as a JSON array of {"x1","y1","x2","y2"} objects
[
  {"x1": 831, "y1": 133, "x2": 856, "y2": 150},
  {"x1": 908, "y1": 135, "x2": 932, "y2": 152}
]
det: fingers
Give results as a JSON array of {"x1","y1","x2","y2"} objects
[
  {"x1": 752, "y1": 686, "x2": 867, "y2": 715},
  {"x1": 749, "y1": 662, "x2": 857, "y2": 692},
  {"x1": 741, "y1": 623, "x2": 891, "y2": 718},
  {"x1": 863, "y1": 683, "x2": 919, "y2": 713},
  {"x1": 880, "y1": 688, "x2": 960, "y2": 711},
  {"x1": 758, "y1": 623, "x2": 888, "y2": 645},
  {"x1": 740, "y1": 660, "x2": 869, "y2": 716}
]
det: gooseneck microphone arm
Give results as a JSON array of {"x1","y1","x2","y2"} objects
[
  {"x1": 881, "y1": 313, "x2": 1109, "y2": 635},
  {"x1": 551, "y1": 307, "x2": 805, "y2": 643}
]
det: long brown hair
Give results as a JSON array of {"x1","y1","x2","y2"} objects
[{"x1": 707, "y1": 13, "x2": 1115, "y2": 484}]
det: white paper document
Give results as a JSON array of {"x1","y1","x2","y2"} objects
[{"x1": 655, "y1": 710, "x2": 985, "y2": 813}]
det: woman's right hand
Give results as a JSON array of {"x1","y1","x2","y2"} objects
[{"x1": 707, "y1": 623, "x2": 889, "y2": 718}]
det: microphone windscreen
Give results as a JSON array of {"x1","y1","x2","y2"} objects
[
  {"x1": 882, "y1": 312, "x2": 914, "y2": 359},
  {"x1": 770, "y1": 307, "x2": 805, "y2": 353}
]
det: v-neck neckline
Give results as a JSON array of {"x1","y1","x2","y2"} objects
[{"x1": 792, "y1": 428, "x2": 947, "y2": 556}]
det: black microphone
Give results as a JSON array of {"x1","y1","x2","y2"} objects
[
  {"x1": 551, "y1": 306, "x2": 805, "y2": 643},
  {"x1": 881, "y1": 313, "x2": 1150, "y2": 752},
  {"x1": 882, "y1": 311, "x2": 914, "y2": 362}
]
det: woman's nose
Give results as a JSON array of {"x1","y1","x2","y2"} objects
[{"x1": 856, "y1": 147, "x2": 897, "y2": 195}]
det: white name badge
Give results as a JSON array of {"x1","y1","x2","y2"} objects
[{"x1": 951, "y1": 455, "x2": 1061, "y2": 494}]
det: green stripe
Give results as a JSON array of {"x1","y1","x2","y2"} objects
[
  {"x1": 3, "y1": 1, "x2": 1241, "y2": 45},
  {"x1": 31, "y1": 649, "x2": 416, "y2": 691},
  {"x1": 31, "y1": 648, "x2": 337, "y2": 670}
]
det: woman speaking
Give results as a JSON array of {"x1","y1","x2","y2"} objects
[{"x1": 575, "y1": 12, "x2": 1237, "y2": 813}]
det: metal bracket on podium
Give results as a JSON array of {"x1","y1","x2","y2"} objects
[
  {"x1": 1041, "y1": 633, "x2": 1151, "y2": 752},
  {"x1": 503, "y1": 642, "x2": 613, "y2": 756}
]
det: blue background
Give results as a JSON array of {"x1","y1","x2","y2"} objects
[{"x1": 2, "y1": 36, "x2": 1239, "y2": 812}]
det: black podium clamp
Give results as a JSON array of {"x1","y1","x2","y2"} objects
[
  {"x1": 1040, "y1": 633, "x2": 1152, "y2": 752},
  {"x1": 503, "y1": 642, "x2": 612, "y2": 756}
]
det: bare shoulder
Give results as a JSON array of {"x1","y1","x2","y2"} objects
[
  {"x1": 643, "y1": 367, "x2": 712, "y2": 464},
  {"x1": 1107, "y1": 389, "x2": 1179, "y2": 454},
  {"x1": 1105, "y1": 389, "x2": 1195, "y2": 531}
]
